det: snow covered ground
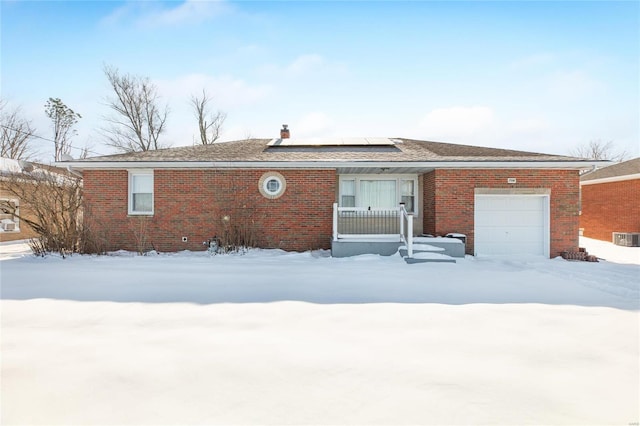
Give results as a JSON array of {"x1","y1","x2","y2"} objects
[{"x1": 1, "y1": 238, "x2": 638, "y2": 425}]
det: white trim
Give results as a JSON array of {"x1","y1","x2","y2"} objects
[
  {"x1": 128, "y1": 170, "x2": 154, "y2": 216},
  {"x1": 580, "y1": 173, "x2": 640, "y2": 186},
  {"x1": 474, "y1": 193, "x2": 550, "y2": 258},
  {"x1": 59, "y1": 160, "x2": 607, "y2": 171}
]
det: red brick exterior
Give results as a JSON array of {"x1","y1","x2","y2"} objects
[
  {"x1": 422, "y1": 169, "x2": 580, "y2": 257},
  {"x1": 83, "y1": 169, "x2": 336, "y2": 252},
  {"x1": 83, "y1": 167, "x2": 580, "y2": 256},
  {"x1": 580, "y1": 178, "x2": 640, "y2": 241}
]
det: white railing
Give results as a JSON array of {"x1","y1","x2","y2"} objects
[
  {"x1": 332, "y1": 203, "x2": 414, "y2": 257},
  {"x1": 399, "y1": 203, "x2": 414, "y2": 258}
]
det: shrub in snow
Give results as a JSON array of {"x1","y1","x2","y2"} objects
[
  {"x1": 206, "y1": 212, "x2": 256, "y2": 255},
  {"x1": 0, "y1": 167, "x2": 88, "y2": 257}
]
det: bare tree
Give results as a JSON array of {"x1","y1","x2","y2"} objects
[
  {"x1": 77, "y1": 144, "x2": 92, "y2": 159},
  {"x1": 242, "y1": 129, "x2": 254, "y2": 140},
  {"x1": 45, "y1": 98, "x2": 82, "y2": 161},
  {"x1": 190, "y1": 89, "x2": 226, "y2": 144},
  {"x1": 570, "y1": 139, "x2": 629, "y2": 162},
  {"x1": 102, "y1": 65, "x2": 169, "y2": 152},
  {"x1": 0, "y1": 100, "x2": 35, "y2": 160}
]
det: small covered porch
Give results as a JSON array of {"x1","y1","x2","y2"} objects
[
  {"x1": 330, "y1": 203, "x2": 466, "y2": 262},
  {"x1": 331, "y1": 203, "x2": 414, "y2": 257}
]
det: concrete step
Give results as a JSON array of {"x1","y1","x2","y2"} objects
[
  {"x1": 409, "y1": 237, "x2": 465, "y2": 258},
  {"x1": 405, "y1": 256, "x2": 456, "y2": 264},
  {"x1": 399, "y1": 248, "x2": 457, "y2": 264}
]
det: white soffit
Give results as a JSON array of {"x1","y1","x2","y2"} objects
[{"x1": 268, "y1": 137, "x2": 395, "y2": 147}]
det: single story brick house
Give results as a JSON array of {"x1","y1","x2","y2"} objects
[
  {"x1": 580, "y1": 157, "x2": 640, "y2": 243},
  {"x1": 60, "y1": 128, "x2": 602, "y2": 257}
]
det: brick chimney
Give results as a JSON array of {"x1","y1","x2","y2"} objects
[{"x1": 280, "y1": 124, "x2": 290, "y2": 139}]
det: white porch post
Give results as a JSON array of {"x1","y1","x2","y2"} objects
[
  {"x1": 332, "y1": 202, "x2": 338, "y2": 241},
  {"x1": 399, "y1": 203, "x2": 405, "y2": 238},
  {"x1": 407, "y1": 214, "x2": 414, "y2": 258}
]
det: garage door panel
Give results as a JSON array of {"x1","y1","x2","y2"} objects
[
  {"x1": 507, "y1": 227, "x2": 544, "y2": 242},
  {"x1": 477, "y1": 241, "x2": 542, "y2": 256},
  {"x1": 474, "y1": 195, "x2": 548, "y2": 257},
  {"x1": 476, "y1": 198, "x2": 543, "y2": 213},
  {"x1": 478, "y1": 212, "x2": 541, "y2": 221},
  {"x1": 475, "y1": 226, "x2": 542, "y2": 243},
  {"x1": 476, "y1": 212, "x2": 543, "y2": 228},
  {"x1": 518, "y1": 211, "x2": 545, "y2": 223}
]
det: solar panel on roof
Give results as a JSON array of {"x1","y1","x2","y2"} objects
[{"x1": 268, "y1": 137, "x2": 396, "y2": 147}]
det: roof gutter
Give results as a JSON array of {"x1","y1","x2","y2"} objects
[{"x1": 57, "y1": 160, "x2": 608, "y2": 171}]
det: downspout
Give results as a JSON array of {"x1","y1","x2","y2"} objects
[{"x1": 66, "y1": 166, "x2": 83, "y2": 178}]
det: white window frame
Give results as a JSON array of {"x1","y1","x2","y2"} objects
[
  {"x1": 128, "y1": 170, "x2": 154, "y2": 215},
  {"x1": 258, "y1": 171, "x2": 287, "y2": 199},
  {"x1": 0, "y1": 198, "x2": 20, "y2": 232},
  {"x1": 263, "y1": 176, "x2": 283, "y2": 196},
  {"x1": 338, "y1": 174, "x2": 419, "y2": 216}
]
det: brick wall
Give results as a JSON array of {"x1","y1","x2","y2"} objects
[
  {"x1": 83, "y1": 169, "x2": 337, "y2": 252},
  {"x1": 84, "y1": 167, "x2": 580, "y2": 256},
  {"x1": 422, "y1": 172, "x2": 436, "y2": 236},
  {"x1": 580, "y1": 179, "x2": 640, "y2": 241},
  {"x1": 422, "y1": 169, "x2": 580, "y2": 257}
]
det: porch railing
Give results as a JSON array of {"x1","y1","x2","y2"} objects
[
  {"x1": 399, "y1": 203, "x2": 414, "y2": 258},
  {"x1": 332, "y1": 203, "x2": 414, "y2": 256}
]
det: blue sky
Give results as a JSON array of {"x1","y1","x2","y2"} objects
[{"x1": 2, "y1": 0, "x2": 638, "y2": 160}]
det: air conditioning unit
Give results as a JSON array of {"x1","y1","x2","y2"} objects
[
  {"x1": 612, "y1": 232, "x2": 640, "y2": 247},
  {"x1": 1, "y1": 221, "x2": 16, "y2": 231}
]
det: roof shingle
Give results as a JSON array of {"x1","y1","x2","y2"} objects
[
  {"x1": 581, "y1": 157, "x2": 640, "y2": 181},
  {"x1": 76, "y1": 138, "x2": 585, "y2": 163}
]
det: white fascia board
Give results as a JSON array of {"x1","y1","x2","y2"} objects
[
  {"x1": 58, "y1": 160, "x2": 604, "y2": 171},
  {"x1": 580, "y1": 173, "x2": 640, "y2": 186}
]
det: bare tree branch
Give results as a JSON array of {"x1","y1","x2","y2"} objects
[
  {"x1": 570, "y1": 139, "x2": 629, "y2": 162},
  {"x1": 190, "y1": 89, "x2": 226, "y2": 144},
  {"x1": 0, "y1": 100, "x2": 36, "y2": 160},
  {"x1": 102, "y1": 65, "x2": 169, "y2": 152}
]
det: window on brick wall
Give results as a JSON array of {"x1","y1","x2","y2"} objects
[
  {"x1": 258, "y1": 171, "x2": 287, "y2": 199},
  {"x1": 338, "y1": 175, "x2": 419, "y2": 214},
  {"x1": 128, "y1": 170, "x2": 154, "y2": 215}
]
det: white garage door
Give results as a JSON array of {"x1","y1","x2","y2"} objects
[{"x1": 474, "y1": 195, "x2": 549, "y2": 257}]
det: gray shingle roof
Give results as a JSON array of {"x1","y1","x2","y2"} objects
[
  {"x1": 76, "y1": 138, "x2": 585, "y2": 163},
  {"x1": 581, "y1": 157, "x2": 640, "y2": 181}
]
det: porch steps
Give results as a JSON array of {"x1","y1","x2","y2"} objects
[
  {"x1": 404, "y1": 252, "x2": 457, "y2": 264},
  {"x1": 331, "y1": 236, "x2": 465, "y2": 263},
  {"x1": 399, "y1": 240, "x2": 461, "y2": 264}
]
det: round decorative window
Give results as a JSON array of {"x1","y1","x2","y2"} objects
[{"x1": 259, "y1": 172, "x2": 286, "y2": 199}]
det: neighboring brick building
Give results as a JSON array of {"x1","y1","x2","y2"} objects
[
  {"x1": 0, "y1": 187, "x2": 38, "y2": 242},
  {"x1": 61, "y1": 129, "x2": 601, "y2": 257},
  {"x1": 580, "y1": 157, "x2": 640, "y2": 242},
  {"x1": 0, "y1": 158, "x2": 76, "y2": 243},
  {"x1": 0, "y1": 158, "x2": 38, "y2": 242}
]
